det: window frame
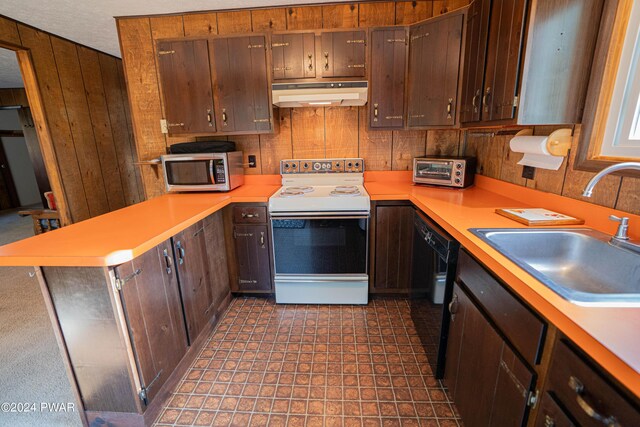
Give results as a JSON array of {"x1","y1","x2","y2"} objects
[{"x1": 575, "y1": 0, "x2": 640, "y2": 177}]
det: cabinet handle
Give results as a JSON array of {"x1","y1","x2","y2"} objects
[
  {"x1": 568, "y1": 376, "x2": 621, "y2": 427},
  {"x1": 410, "y1": 114, "x2": 425, "y2": 118},
  {"x1": 472, "y1": 89, "x2": 480, "y2": 113},
  {"x1": 324, "y1": 52, "x2": 329, "y2": 70},
  {"x1": 482, "y1": 87, "x2": 491, "y2": 113},
  {"x1": 448, "y1": 293, "x2": 459, "y2": 318},
  {"x1": 347, "y1": 64, "x2": 365, "y2": 68},
  {"x1": 207, "y1": 109, "x2": 213, "y2": 127},
  {"x1": 260, "y1": 231, "x2": 265, "y2": 248},
  {"x1": 308, "y1": 53, "x2": 313, "y2": 71},
  {"x1": 253, "y1": 118, "x2": 270, "y2": 123},
  {"x1": 176, "y1": 241, "x2": 185, "y2": 265},
  {"x1": 373, "y1": 103, "x2": 378, "y2": 122},
  {"x1": 447, "y1": 98, "x2": 453, "y2": 119},
  {"x1": 273, "y1": 67, "x2": 292, "y2": 71},
  {"x1": 242, "y1": 212, "x2": 259, "y2": 219},
  {"x1": 222, "y1": 109, "x2": 228, "y2": 126},
  {"x1": 167, "y1": 122, "x2": 184, "y2": 127},
  {"x1": 163, "y1": 248, "x2": 172, "y2": 275},
  {"x1": 544, "y1": 415, "x2": 555, "y2": 427}
]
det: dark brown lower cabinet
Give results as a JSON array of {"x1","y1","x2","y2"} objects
[
  {"x1": 372, "y1": 204, "x2": 414, "y2": 293},
  {"x1": 445, "y1": 282, "x2": 535, "y2": 426},
  {"x1": 234, "y1": 224, "x2": 272, "y2": 291},
  {"x1": 115, "y1": 239, "x2": 188, "y2": 404}
]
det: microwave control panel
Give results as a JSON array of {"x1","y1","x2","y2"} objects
[
  {"x1": 212, "y1": 159, "x2": 226, "y2": 183},
  {"x1": 281, "y1": 158, "x2": 364, "y2": 174}
]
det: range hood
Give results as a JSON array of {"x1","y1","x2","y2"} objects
[{"x1": 272, "y1": 81, "x2": 368, "y2": 107}]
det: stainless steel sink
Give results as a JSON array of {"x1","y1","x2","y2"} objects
[{"x1": 470, "y1": 228, "x2": 640, "y2": 307}]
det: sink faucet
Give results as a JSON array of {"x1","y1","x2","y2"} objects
[
  {"x1": 582, "y1": 162, "x2": 640, "y2": 197},
  {"x1": 582, "y1": 162, "x2": 640, "y2": 254}
]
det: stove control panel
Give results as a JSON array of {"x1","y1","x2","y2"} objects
[{"x1": 281, "y1": 158, "x2": 364, "y2": 174}]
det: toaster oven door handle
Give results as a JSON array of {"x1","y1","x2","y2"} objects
[{"x1": 209, "y1": 160, "x2": 215, "y2": 185}]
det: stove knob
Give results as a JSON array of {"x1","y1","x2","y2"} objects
[
  {"x1": 313, "y1": 163, "x2": 321, "y2": 171},
  {"x1": 284, "y1": 163, "x2": 290, "y2": 169},
  {"x1": 347, "y1": 162, "x2": 353, "y2": 168},
  {"x1": 292, "y1": 163, "x2": 297, "y2": 169},
  {"x1": 354, "y1": 162, "x2": 360, "y2": 168},
  {"x1": 303, "y1": 162, "x2": 309, "y2": 169}
]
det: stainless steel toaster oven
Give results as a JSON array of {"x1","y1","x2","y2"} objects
[
  {"x1": 413, "y1": 156, "x2": 476, "y2": 188},
  {"x1": 161, "y1": 152, "x2": 244, "y2": 192}
]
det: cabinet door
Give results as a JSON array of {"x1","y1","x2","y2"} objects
[
  {"x1": 373, "y1": 205, "x2": 414, "y2": 292},
  {"x1": 321, "y1": 31, "x2": 366, "y2": 78},
  {"x1": 210, "y1": 35, "x2": 272, "y2": 132},
  {"x1": 234, "y1": 224, "x2": 272, "y2": 291},
  {"x1": 408, "y1": 13, "x2": 463, "y2": 127},
  {"x1": 174, "y1": 220, "x2": 210, "y2": 342},
  {"x1": 202, "y1": 211, "x2": 231, "y2": 312},
  {"x1": 272, "y1": 33, "x2": 316, "y2": 79},
  {"x1": 482, "y1": 0, "x2": 527, "y2": 121},
  {"x1": 156, "y1": 39, "x2": 215, "y2": 134},
  {"x1": 369, "y1": 28, "x2": 407, "y2": 129},
  {"x1": 445, "y1": 283, "x2": 534, "y2": 427},
  {"x1": 460, "y1": 0, "x2": 491, "y2": 123},
  {"x1": 116, "y1": 240, "x2": 188, "y2": 404}
]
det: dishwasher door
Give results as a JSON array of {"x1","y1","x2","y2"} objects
[{"x1": 410, "y1": 211, "x2": 459, "y2": 378}]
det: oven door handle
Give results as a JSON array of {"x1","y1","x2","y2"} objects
[
  {"x1": 270, "y1": 214, "x2": 370, "y2": 220},
  {"x1": 209, "y1": 159, "x2": 215, "y2": 184}
]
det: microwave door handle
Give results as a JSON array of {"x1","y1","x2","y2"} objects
[{"x1": 209, "y1": 159, "x2": 215, "y2": 184}]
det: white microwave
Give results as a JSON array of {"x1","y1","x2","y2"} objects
[{"x1": 161, "y1": 152, "x2": 244, "y2": 192}]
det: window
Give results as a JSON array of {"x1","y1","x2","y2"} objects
[{"x1": 599, "y1": 0, "x2": 640, "y2": 159}]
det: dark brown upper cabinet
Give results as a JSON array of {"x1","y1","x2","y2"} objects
[
  {"x1": 271, "y1": 32, "x2": 316, "y2": 80},
  {"x1": 407, "y1": 11, "x2": 464, "y2": 128},
  {"x1": 321, "y1": 30, "x2": 367, "y2": 78},
  {"x1": 460, "y1": 0, "x2": 604, "y2": 126},
  {"x1": 369, "y1": 27, "x2": 408, "y2": 129},
  {"x1": 156, "y1": 39, "x2": 215, "y2": 135},
  {"x1": 210, "y1": 35, "x2": 273, "y2": 133}
]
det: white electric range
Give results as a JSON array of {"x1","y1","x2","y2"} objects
[{"x1": 268, "y1": 158, "x2": 370, "y2": 304}]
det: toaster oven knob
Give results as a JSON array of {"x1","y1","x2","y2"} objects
[
  {"x1": 455, "y1": 171, "x2": 462, "y2": 176},
  {"x1": 455, "y1": 178, "x2": 462, "y2": 184},
  {"x1": 456, "y1": 163, "x2": 463, "y2": 169}
]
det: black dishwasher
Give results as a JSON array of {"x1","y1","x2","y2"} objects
[{"x1": 410, "y1": 210, "x2": 460, "y2": 379}]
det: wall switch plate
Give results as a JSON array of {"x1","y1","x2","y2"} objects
[
  {"x1": 248, "y1": 155, "x2": 257, "y2": 168},
  {"x1": 522, "y1": 166, "x2": 536, "y2": 180}
]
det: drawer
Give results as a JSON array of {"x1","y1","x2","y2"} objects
[
  {"x1": 233, "y1": 206, "x2": 266, "y2": 224},
  {"x1": 457, "y1": 250, "x2": 546, "y2": 365},
  {"x1": 546, "y1": 339, "x2": 640, "y2": 427},
  {"x1": 535, "y1": 392, "x2": 575, "y2": 427}
]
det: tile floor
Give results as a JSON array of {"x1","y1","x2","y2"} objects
[{"x1": 155, "y1": 297, "x2": 462, "y2": 426}]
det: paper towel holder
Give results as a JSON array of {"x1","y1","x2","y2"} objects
[
  {"x1": 513, "y1": 127, "x2": 572, "y2": 157},
  {"x1": 546, "y1": 128, "x2": 572, "y2": 157}
]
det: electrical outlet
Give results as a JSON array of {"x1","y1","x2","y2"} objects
[
  {"x1": 248, "y1": 155, "x2": 257, "y2": 168},
  {"x1": 522, "y1": 166, "x2": 536, "y2": 180}
]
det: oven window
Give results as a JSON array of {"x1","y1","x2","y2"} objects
[
  {"x1": 416, "y1": 161, "x2": 453, "y2": 181},
  {"x1": 272, "y1": 218, "x2": 367, "y2": 275},
  {"x1": 166, "y1": 160, "x2": 212, "y2": 185}
]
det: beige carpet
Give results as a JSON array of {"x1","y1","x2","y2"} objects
[{"x1": 0, "y1": 209, "x2": 82, "y2": 426}]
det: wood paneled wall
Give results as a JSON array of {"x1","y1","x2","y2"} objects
[
  {"x1": 0, "y1": 88, "x2": 28, "y2": 107},
  {"x1": 0, "y1": 17, "x2": 143, "y2": 224},
  {"x1": 117, "y1": 1, "x2": 470, "y2": 199},
  {"x1": 463, "y1": 125, "x2": 640, "y2": 215}
]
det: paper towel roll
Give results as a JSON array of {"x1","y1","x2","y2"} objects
[{"x1": 509, "y1": 135, "x2": 564, "y2": 170}]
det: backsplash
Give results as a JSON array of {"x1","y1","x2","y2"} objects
[{"x1": 462, "y1": 124, "x2": 640, "y2": 215}]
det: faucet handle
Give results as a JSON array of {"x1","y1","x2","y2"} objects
[{"x1": 609, "y1": 215, "x2": 630, "y2": 240}]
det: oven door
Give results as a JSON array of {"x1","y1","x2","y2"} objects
[
  {"x1": 413, "y1": 159, "x2": 455, "y2": 186},
  {"x1": 270, "y1": 213, "x2": 369, "y2": 304}
]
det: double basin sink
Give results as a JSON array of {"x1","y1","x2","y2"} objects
[{"x1": 470, "y1": 228, "x2": 640, "y2": 307}]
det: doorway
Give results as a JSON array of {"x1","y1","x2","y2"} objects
[{"x1": 0, "y1": 47, "x2": 51, "y2": 213}]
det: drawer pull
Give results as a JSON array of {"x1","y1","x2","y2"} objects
[
  {"x1": 242, "y1": 213, "x2": 259, "y2": 219},
  {"x1": 568, "y1": 376, "x2": 621, "y2": 427}
]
